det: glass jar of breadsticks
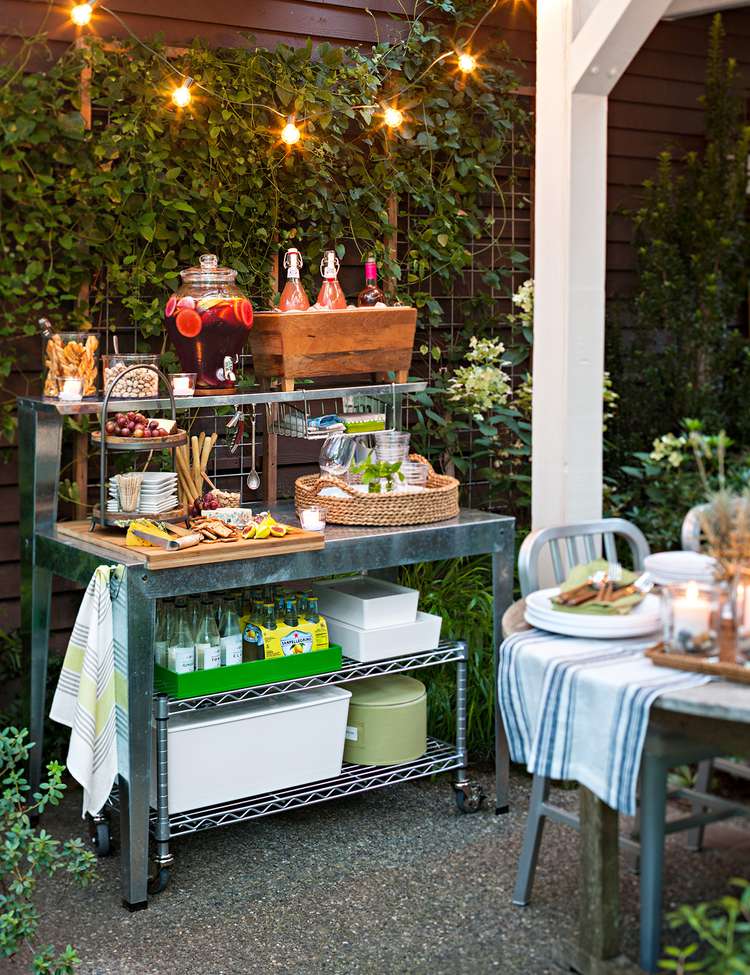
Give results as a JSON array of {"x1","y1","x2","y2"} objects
[{"x1": 43, "y1": 331, "x2": 99, "y2": 399}]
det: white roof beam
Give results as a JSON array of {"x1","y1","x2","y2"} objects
[
  {"x1": 571, "y1": 0, "x2": 673, "y2": 95},
  {"x1": 664, "y1": 0, "x2": 750, "y2": 19}
]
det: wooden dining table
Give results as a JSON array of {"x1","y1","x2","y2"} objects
[
  {"x1": 576, "y1": 680, "x2": 750, "y2": 974},
  {"x1": 501, "y1": 598, "x2": 750, "y2": 974}
]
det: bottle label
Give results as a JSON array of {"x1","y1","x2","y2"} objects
[
  {"x1": 309, "y1": 618, "x2": 329, "y2": 651},
  {"x1": 242, "y1": 621, "x2": 264, "y2": 648},
  {"x1": 196, "y1": 642, "x2": 221, "y2": 670},
  {"x1": 280, "y1": 627, "x2": 313, "y2": 656},
  {"x1": 154, "y1": 640, "x2": 168, "y2": 668},
  {"x1": 168, "y1": 645, "x2": 195, "y2": 674},
  {"x1": 220, "y1": 634, "x2": 243, "y2": 667}
]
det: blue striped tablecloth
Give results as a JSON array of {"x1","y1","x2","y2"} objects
[{"x1": 498, "y1": 629, "x2": 711, "y2": 814}]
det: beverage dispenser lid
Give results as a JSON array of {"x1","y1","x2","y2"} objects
[{"x1": 180, "y1": 253, "x2": 237, "y2": 284}]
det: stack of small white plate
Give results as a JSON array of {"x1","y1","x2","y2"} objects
[
  {"x1": 643, "y1": 551, "x2": 717, "y2": 587},
  {"x1": 108, "y1": 472, "x2": 179, "y2": 514},
  {"x1": 524, "y1": 587, "x2": 662, "y2": 639}
]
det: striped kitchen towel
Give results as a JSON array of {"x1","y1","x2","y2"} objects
[
  {"x1": 50, "y1": 564, "x2": 123, "y2": 817},
  {"x1": 498, "y1": 629, "x2": 712, "y2": 815}
]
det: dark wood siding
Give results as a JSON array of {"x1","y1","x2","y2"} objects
[{"x1": 2, "y1": 1, "x2": 750, "y2": 642}]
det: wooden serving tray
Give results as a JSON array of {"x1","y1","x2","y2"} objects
[
  {"x1": 250, "y1": 306, "x2": 417, "y2": 387},
  {"x1": 57, "y1": 520, "x2": 325, "y2": 569},
  {"x1": 646, "y1": 644, "x2": 750, "y2": 684},
  {"x1": 91, "y1": 430, "x2": 187, "y2": 450}
]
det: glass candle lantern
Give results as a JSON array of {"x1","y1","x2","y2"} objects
[
  {"x1": 299, "y1": 505, "x2": 326, "y2": 532},
  {"x1": 170, "y1": 373, "x2": 197, "y2": 397},
  {"x1": 52, "y1": 375, "x2": 84, "y2": 402},
  {"x1": 662, "y1": 581, "x2": 720, "y2": 655},
  {"x1": 732, "y1": 568, "x2": 750, "y2": 662}
]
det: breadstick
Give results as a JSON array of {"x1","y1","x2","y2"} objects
[
  {"x1": 200, "y1": 431, "x2": 217, "y2": 476},
  {"x1": 191, "y1": 435, "x2": 201, "y2": 491}
]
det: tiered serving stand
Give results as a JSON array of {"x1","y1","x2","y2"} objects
[{"x1": 18, "y1": 381, "x2": 514, "y2": 909}]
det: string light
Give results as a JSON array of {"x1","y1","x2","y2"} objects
[
  {"x1": 70, "y1": 1, "x2": 95, "y2": 25},
  {"x1": 383, "y1": 106, "x2": 403, "y2": 129},
  {"x1": 171, "y1": 77, "x2": 193, "y2": 108},
  {"x1": 281, "y1": 118, "x2": 301, "y2": 146},
  {"x1": 457, "y1": 52, "x2": 477, "y2": 73}
]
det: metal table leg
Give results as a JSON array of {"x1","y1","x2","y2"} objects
[
  {"x1": 493, "y1": 548, "x2": 513, "y2": 813},
  {"x1": 150, "y1": 693, "x2": 173, "y2": 895},
  {"x1": 19, "y1": 403, "x2": 63, "y2": 795},
  {"x1": 114, "y1": 573, "x2": 155, "y2": 910}
]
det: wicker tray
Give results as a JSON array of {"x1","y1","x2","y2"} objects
[{"x1": 295, "y1": 454, "x2": 459, "y2": 527}]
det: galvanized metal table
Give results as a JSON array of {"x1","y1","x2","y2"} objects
[{"x1": 18, "y1": 392, "x2": 515, "y2": 910}]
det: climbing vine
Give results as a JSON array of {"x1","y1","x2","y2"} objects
[{"x1": 0, "y1": 0, "x2": 528, "y2": 440}]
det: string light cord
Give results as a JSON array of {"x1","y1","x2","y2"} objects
[{"x1": 74, "y1": 0, "x2": 488, "y2": 133}]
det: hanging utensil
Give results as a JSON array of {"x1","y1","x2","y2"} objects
[
  {"x1": 246, "y1": 407, "x2": 260, "y2": 491},
  {"x1": 226, "y1": 408, "x2": 244, "y2": 454}
]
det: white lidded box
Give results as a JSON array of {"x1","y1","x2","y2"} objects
[
  {"x1": 313, "y1": 577, "x2": 419, "y2": 628},
  {"x1": 150, "y1": 686, "x2": 351, "y2": 814},
  {"x1": 327, "y1": 611, "x2": 442, "y2": 662}
]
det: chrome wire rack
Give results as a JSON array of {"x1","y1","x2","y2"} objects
[
  {"x1": 168, "y1": 641, "x2": 466, "y2": 715},
  {"x1": 267, "y1": 389, "x2": 397, "y2": 440},
  {"x1": 111, "y1": 738, "x2": 461, "y2": 839},
  {"x1": 104, "y1": 639, "x2": 480, "y2": 887}
]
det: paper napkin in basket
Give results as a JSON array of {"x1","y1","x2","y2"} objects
[
  {"x1": 50, "y1": 564, "x2": 122, "y2": 817},
  {"x1": 552, "y1": 559, "x2": 644, "y2": 616}
]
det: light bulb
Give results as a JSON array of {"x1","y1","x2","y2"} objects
[
  {"x1": 383, "y1": 106, "x2": 403, "y2": 129},
  {"x1": 171, "y1": 78, "x2": 193, "y2": 108},
  {"x1": 281, "y1": 120, "x2": 301, "y2": 146},
  {"x1": 457, "y1": 52, "x2": 477, "y2": 73},
  {"x1": 70, "y1": 2, "x2": 93, "y2": 25}
]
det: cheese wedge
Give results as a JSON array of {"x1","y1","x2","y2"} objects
[{"x1": 126, "y1": 519, "x2": 172, "y2": 547}]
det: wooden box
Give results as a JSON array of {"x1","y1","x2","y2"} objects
[{"x1": 249, "y1": 306, "x2": 417, "y2": 389}]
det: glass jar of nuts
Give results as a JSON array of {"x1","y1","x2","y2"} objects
[{"x1": 102, "y1": 354, "x2": 160, "y2": 398}]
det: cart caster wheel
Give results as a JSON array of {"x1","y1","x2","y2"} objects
[
  {"x1": 91, "y1": 820, "x2": 111, "y2": 857},
  {"x1": 148, "y1": 866, "x2": 171, "y2": 895},
  {"x1": 454, "y1": 781, "x2": 486, "y2": 814}
]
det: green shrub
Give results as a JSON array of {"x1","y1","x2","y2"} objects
[
  {"x1": 400, "y1": 557, "x2": 495, "y2": 759},
  {"x1": 0, "y1": 727, "x2": 96, "y2": 973},
  {"x1": 660, "y1": 878, "x2": 750, "y2": 973}
]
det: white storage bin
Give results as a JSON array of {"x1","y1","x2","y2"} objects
[
  {"x1": 328, "y1": 611, "x2": 443, "y2": 662},
  {"x1": 150, "y1": 686, "x2": 351, "y2": 814},
  {"x1": 313, "y1": 577, "x2": 419, "y2": 627}
]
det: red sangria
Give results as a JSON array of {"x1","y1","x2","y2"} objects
[{"x1": 165, "y1": 254, "x2": 254, "y2": 394}]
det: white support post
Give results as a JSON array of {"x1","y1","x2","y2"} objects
[{"x1": 531, "y1": 0, "x2": 672, "y2": 532}]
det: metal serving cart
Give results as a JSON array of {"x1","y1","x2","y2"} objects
[{"x1": 19, "y1": 384, "x2": 514, "y2": 910}]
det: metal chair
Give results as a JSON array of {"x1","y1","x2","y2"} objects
[
  {"x1": 511, "y1": 518, "x2": 650, "y2": 913},
  {"x1": 508, "y1": 517, "x2": 746, "y2": 971}
]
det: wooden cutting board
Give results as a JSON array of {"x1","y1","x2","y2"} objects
[{"x1": 57, "y1": 520, "x2": 325, "y2": 569}]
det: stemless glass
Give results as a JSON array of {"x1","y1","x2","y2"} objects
[{"x1": 319, "y1": 435, "x2": 357, "y2": 478}]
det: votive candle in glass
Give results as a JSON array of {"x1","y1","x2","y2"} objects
[
  {"x1": 170, "y1": 373, "x2": 196, "y2": 397},
  {"x1": 663, "y1": 580, "x2": 718, "y2": 655},
  {"x1": 54, "y1": 376, "x2": 84, "y2": 402},
  {"x1": 299, "y1": 506, "x2": 326, "y2": 532}
]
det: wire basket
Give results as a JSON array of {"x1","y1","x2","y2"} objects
[
  {"x1": 295, "y1": 454, "x2": 459, "y2": 527},
  {"x1": 267, "y1": 391, "x2": 394, "y2": 440}
]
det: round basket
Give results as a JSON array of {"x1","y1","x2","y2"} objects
[{"x1": 295, "y1": 454, "x2": 459, "y2": 527}]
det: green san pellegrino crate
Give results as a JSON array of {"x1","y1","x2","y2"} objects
[{"x1": 154, "y1": 644, "x2": 343, "y2": 699}]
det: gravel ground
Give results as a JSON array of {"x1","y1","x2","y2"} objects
[{"x1": 28, "y1": 766, "x2": 750, "y2": 975}]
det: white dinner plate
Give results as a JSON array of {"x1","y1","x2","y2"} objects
[
  {"x1": 524, "y1": 587, "x2": 662, "y2": 639},
  {"x1": 644, "y1": 551, "x2": 716, "y2": 584}
]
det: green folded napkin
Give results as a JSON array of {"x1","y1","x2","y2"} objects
[{"x1": 552, "y1": 559, "x2": 644, "y2": 616}]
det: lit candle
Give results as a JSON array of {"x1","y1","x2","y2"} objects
[
  {"x1": 171, "y1": 375, "x2": 193, "y2": 396},
  {"x1": 58, "y1": 377, "x2": 83, "y2": 402},
  {"x1": 300, "y1": 507, "x2": 326, "y2": 532},
  {"x1": 738, "y1": 583, "x2": 750, "y2": 630},
  {"x1": 672, "y1": 581, "x2": 711, "y2": 640}
]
